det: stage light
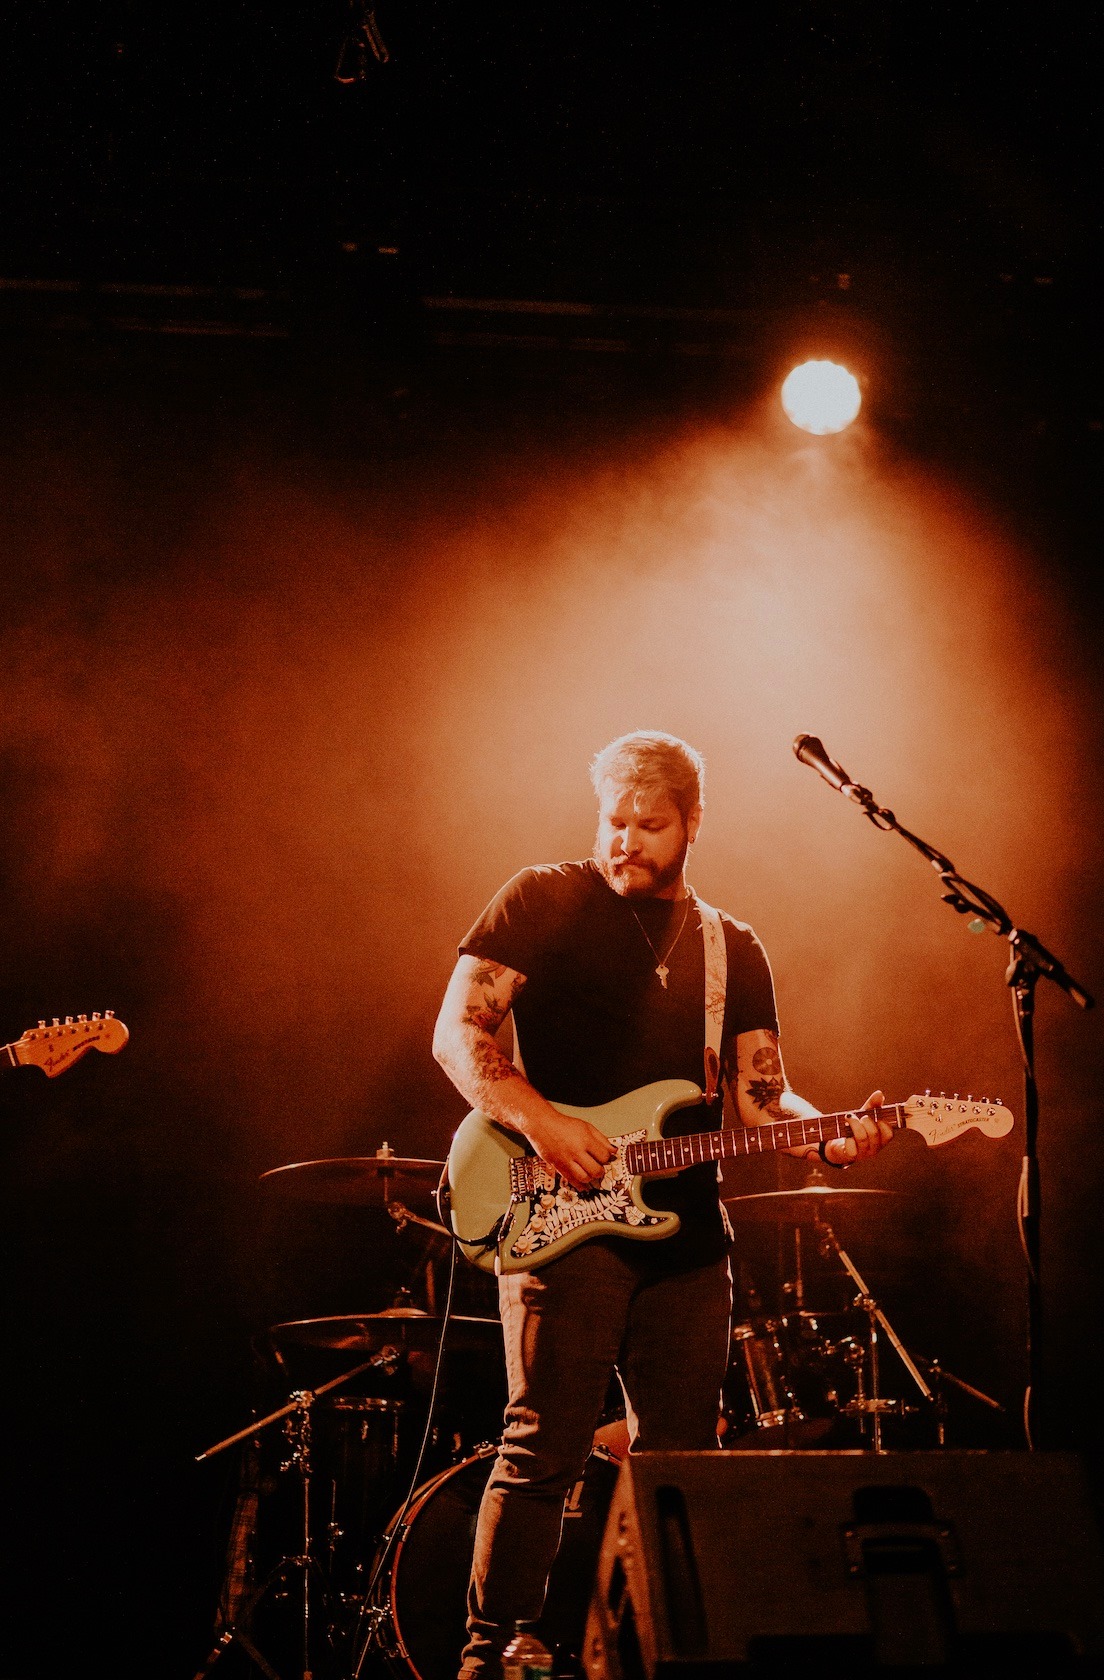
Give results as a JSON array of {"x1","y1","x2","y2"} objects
[{"x1": 781, "y1": 360, "x2": 862, "y2": 435}]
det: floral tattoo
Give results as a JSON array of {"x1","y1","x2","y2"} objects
[{"x1": 747, "y1": 1035, "x2": 788, "y2": 1119}]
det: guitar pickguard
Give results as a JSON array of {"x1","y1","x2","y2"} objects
[{"x1": 506, "y1": 1130, "x2": 662, "y2": 1261}]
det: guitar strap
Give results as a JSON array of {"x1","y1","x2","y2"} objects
[{"x1": 694, "y1": 894, "x2": 727, "y2": 1104}]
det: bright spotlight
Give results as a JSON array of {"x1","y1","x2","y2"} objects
[{"x1": 781, "y1": 360, "x2": 862, "y2": 435}]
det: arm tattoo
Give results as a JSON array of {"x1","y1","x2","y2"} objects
[
  {"x1": 747, "y1": 1076, "x2": 787, "y2": 1118},
  {"x1": 471, "y1": 1036, "x2": 519, "y2": 1086},
  {"x1": 463, "y1": 1000, "x2": 503, "y2": 1032},
  {"x1": 463, "y1": 962, "x2": 525, "y2": 1034},
  {"x1": 752, "y1": 1041, "x2": 784, "y2": 1078},
  {"x1": 742, "y1": 1032, "x2": 790, "y2": 1121}
]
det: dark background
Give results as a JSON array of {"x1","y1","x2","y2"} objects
[{"x1": 0, "y1": 5, "x2": 1102, "y2": 1677}]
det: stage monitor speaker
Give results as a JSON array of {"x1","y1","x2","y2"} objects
[{"x1": 583, "y1": 1450, "x2": 1104, "y2": 1677}]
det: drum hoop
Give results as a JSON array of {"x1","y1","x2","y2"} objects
[
  {"x1": 325, "y1": 1394, "x2": 405, "y2": 1414},
  {"x1": 386, "y1": 1444, "x2": 499, "y2": 1670},
  {"x1": 383, "y1": 1440, "x2": 623, "y2": 1673}
]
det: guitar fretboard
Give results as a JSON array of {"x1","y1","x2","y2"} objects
[{"x1": 623, "y1": 1104, "x2": 906, "y2": 1175}]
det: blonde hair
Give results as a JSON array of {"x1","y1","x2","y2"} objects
[{"x1": 590, "y1": 730, "x2": 705, "y2": 821}]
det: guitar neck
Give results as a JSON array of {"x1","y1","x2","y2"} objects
[{"x1": 625, "y1": 1105, "x2": 907, "y2": 1174}]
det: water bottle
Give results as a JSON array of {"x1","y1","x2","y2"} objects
[{"x1": 502, "y1": 1623, "x2": 553, "y2": 1680}]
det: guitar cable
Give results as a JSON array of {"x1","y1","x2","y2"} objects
[
  {"x1": 437, "y1": 1157, "x2": 512, "y2": 1261},
  {"x1": 350, "y1": 1231, "x2": 460, "y2": 1678}
]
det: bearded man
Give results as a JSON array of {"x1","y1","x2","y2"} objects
[{"x1": 433, "y1": 730, "x2": 890, "y2": 1679}]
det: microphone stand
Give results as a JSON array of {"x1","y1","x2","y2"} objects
[{"x1": 799, "y1": 749, "x2": 1094, "y2": 1449}]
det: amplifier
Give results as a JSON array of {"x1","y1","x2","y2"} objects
[{"x1": 583, "y1": 1450, "x2": 1104, "y2": 1676}]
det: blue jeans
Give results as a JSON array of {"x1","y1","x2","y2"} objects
[{"x1": 459, "y1": 1240, "x2": 732, "y2": 1677}]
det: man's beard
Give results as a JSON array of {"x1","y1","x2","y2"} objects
[{"x1": 594, "y1": 837, "x2": 689, "y2": 898}]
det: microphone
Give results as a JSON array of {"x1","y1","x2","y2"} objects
[{"x1": 792, "y1": 733, "x2": 857, "y2": 794}]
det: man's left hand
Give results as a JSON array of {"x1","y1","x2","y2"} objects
[{"x1": 823, "y1": 1090, "x2": 893, "y2": 1166}]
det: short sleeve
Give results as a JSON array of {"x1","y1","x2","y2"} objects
[
  {"x1": 458, "y1": 868, "x2": 552, "y2": 980},
  {"x1": 723, "y1": 921, "x2": 780, "y2": 1040}
]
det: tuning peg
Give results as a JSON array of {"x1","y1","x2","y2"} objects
[
  {"x1": 52, "y1": 1017, "x2": 60, "y2": 1028},
  {"x1": 105, "y1": 1011, "x2": 114, "y2": 1019},
  {"x1": 92, "y1": 1011, "x2": 101, "y2": 1019},
  {"x1": 78, "y1": 1014, "x2": 87, "y2": 1022},
  {"x1": 37, "y1": 1020, "x2": 45, "y2": 1030},
  {"x1": 65, "y1": 1016, "x2": 73, "y2": 1026}
]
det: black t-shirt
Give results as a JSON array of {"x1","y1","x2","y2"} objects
[{"x1": 459, "y1": 860, "x2": 779, "y2": 1266}]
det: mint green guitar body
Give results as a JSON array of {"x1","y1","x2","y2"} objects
[{"x1": 445, "y1": 1079, "x2": 704, "y2": 1274}]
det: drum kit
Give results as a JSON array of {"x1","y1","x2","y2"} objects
[
  {"x1": 720, "y1": 1182, "x2": 1001, "y2": 1454},
  {"x1": 192, "y1": 1151, "x2": 1002, "y2": 1680}
]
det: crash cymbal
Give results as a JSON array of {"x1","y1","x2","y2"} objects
[
  {"x1": 722, "y1": 1186, "x2": 897, "y2": 1224},
  {"x1": 260, "y1": 1147, "x2": 444, "y2": 1207},
  {"x1": 269, "y1": 1311, "x2": 501, "y2": 1355}
]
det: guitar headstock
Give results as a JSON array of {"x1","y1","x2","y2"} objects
[
  {"x1": 903, "y1": 1092, "x2": 1014, "y2": 1147},
  {"x1": 11, "y1": 1012, "x2": 130, "y2": 1078}
]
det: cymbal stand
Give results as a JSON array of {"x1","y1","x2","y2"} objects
[
  {"x1": 816, "y1": 1215, "x2": 933, "y2": 1452},
  {"x1": 193, "y1": 1358, "x2": 377, "y2": 1680},
  {"x1": 386, "y1": 1199, "x2": 452, "y2": 1316}
]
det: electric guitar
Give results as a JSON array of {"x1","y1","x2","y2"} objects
[
  {"x1": 1, "y1": 1012, "x2": 129, "y2": 1079},
  {"x1": 446, "y1": 1079, "x2": 1014, "y2": 1274}
]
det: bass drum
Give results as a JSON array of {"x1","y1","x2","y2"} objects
[{"x1": 382, "y1": 1444, "x2": 620, "y2": 1680}]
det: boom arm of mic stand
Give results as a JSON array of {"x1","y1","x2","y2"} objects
[{"x1": 834, "y1": 778, "x2": 1094, "y2": 1009}]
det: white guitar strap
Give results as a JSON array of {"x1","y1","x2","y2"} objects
[{"x1": 694, "y1": 894, "x2": 727, "y2": 1104}]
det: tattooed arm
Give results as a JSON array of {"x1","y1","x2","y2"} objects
[
  {"x1": 726, "y1": 1029, "x2": 890, "y2": 1166},
  {"x1": 432, "y1": 954, "x2": 614, "y2": 1189}
]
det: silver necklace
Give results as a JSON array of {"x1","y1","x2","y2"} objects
[{"x1": 630, "y1": 895, "x2": 692, "y2": 989}]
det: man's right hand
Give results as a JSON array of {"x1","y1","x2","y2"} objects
[
  {"x1": 522, "y1": 1108, "x2": 616, "y2": 1191},
  {"x1": 434, "y1": 955, "x2": 615, "y2": 1190}
]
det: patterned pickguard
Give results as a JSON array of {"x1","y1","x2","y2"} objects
[{"x1": 506, "y1": 1129, "x2": 663, "y2": 1260}]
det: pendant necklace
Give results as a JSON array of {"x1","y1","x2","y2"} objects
[{"x1": 630, "y1": 894, "x2": 692, "y2": 989}]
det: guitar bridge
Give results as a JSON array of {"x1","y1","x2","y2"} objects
[{"x1": 509, "y1": 1156, "x2": 555, "y2": 1199}]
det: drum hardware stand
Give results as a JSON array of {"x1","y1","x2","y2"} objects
[
  {"x1": 386, "y1": 1201, "x2": 451, "y2": 1242},
  {"x1": 193, "y1": 1359, "x2": 378, "y2": 1680},
  {"x1": 912, "y1": 1353, "x2": 1004, "y2": 1446},
  {"x1": 816, "y1": 1215, "x2": 933, "y2": 1452},
  {"x1": 386, "y1": 1201, "x2": 452, "y2": 1316},
  {"x1": 794, "y1": 734, "x2": 1094, "y2": 1447}
]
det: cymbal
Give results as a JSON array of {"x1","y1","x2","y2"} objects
[
  {"x1": 723, "y1": 1186, "x2": 897, "y2": 1224},
  {"x1": 260, "y1": 1150, "x2": 444, "y2": 1207},
  {"x1": 269, "y1": 1311, "x2": 501, "y2": 1355}
]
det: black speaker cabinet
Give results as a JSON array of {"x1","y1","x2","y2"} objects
[{"x1": 583, "y1": 1451, "x2": 1104, "y2": 1677}]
